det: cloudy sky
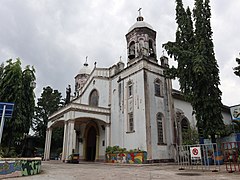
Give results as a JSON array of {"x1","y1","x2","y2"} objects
[{"x1": 0, "y1": 0, "x2": 240, "y2": 106}]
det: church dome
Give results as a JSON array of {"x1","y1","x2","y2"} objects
[
  {"x1": 79, "y1": 61, "x2": 91, "y2": 75},
  {"x1": 128, "y1": 15, "x2": 153, "y2": 33}
]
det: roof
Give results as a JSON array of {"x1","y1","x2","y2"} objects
[
  {"x1": 79, "y1": 62, "x2": 91, "y2": 75},
  {"x1": 128, "y1": 15, "x2": 153, "y2": 33},
  {"x1": 172, "y1": 89, "x2": 230, "y2": 113}
]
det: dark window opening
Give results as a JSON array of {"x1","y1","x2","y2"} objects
[
  {"x1": 89, "y1": 89, "x2": 99, "y2": 107},
  {"x1": 155, "y1": 79, "x2": 161, "y2": 96},
  {"x1": 128, "y1": 81, "x2": 133, "y2": 98},
  {"x1": 128, "y1": 41, "x2": 135, "y2": 60},
  {"x1": 149, "y1": 40, "x2": 155, "y2": 58}
]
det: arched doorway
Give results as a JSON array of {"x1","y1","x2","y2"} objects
[
  {"x1": 181, "y1": 118, "x2": 190, "y2": 145},
  {"x1": 86, "y1": 126, "x2": 97, "y2": 161}
]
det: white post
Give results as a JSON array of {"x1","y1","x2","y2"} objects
[
  {"x1": 44, "y1": 130, "x2": 49, "y2": 160},
  {"x1": 46, "y1": 128, "x2": 52, "y2": 160},
  {"x1": 73, "y1": 130, "x2": 76, "y2": 153},
  {"x1": 62, "y1": 121, "x2": 68, "y2": 161},
  {"x1": 67, "y1": 120, "x2": 75, "y2": 159},
  {"x1": 0, "y1": 105, "x2": 6, "y2": 145}
]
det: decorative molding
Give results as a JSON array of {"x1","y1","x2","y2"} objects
[{"x1": 49, "y1": 103, "x2": 110, "y2": 121}]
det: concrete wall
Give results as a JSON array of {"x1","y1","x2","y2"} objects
[
  {"x1": 145, "y1": 71, "x2": 174, "y2": 160},
  {"x1": 0, "y1": 158, "x2": 41, "y2": 178},
  {"x1": 222, "y1": 110, "x2": 232, "y2": 125},
  {"x1": 110, "y1": 67, "x2": 147, "y2": 152},
  {"x1": 122, "y1": 70, "x2": 147, "y2": 151},
  {"x1": 98, "y1": 121, "x2": 107, "y2": 159},
  {"x1": 110, "y1": 59, "x2": 176, "y2": 160},
  {"x1": 76, "y1": 78, "x2": 110, "y2": 108},
  {"x1": 173, "y1": 98, "x2": 196, "y2": 127},
  {"x1": 109, "y1": 59, "x2": 176, "y2": 160}
]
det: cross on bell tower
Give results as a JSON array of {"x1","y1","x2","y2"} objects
[
  {"x1": 138, "y1": 8, "x2": 142, "y2": 16},
  {"x1": 137, "y1": 8, "x2": 144, "y2": 21}
]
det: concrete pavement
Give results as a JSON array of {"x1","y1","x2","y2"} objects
[{"x1": 7, "y1": 161, "x2": 240, "y2": 180}]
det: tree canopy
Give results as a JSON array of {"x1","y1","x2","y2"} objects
[
  {"x1": 163, "y1": 0, "x2": 224, "y2": 139},
  {"x1": 33, "y1": 86, "x2": 63, "y2": 149},
  {"x1": 0, "y1": 58, "x2": 35, "y2": 155}
]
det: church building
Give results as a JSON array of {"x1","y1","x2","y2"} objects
[{"x1": 43, "y1": 13, "x2": 231, "y2": 162}]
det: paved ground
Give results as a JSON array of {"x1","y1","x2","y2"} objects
[{"x1": 7, "y1": 161, "x2": 240, "y2": 180}]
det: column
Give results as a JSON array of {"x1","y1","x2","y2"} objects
[
  {"x1": 44, "y1": 128, "x2": 52, "y2": 160},
  {"x1": 96, "y1": 135, "x2": 99, "y2": 160},
  {"x1": 43, "y1": 129, "x2": 49, "y2": 160},
  {"x1": 66, "y1": 120, "x2": 75, "y2": 160},
  {"x1": 105, "y1": 124, "x2": 110, "y2": 147},
  {"x1": 47, "y1": 128, "x2": 52, "y2": 160},
  {"x1": 73, "y1": 130, "x2": 77, "y2": 153},
  {"x1": 61, "y1": 121, "x2": 68, "y2": 162}
]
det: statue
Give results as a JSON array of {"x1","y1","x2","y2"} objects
[{"x1": 65, "y1": 84, "x2": 71, "y2": 105}]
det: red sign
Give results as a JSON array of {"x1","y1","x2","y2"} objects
[
  {"x1": 190, "y1": 147, "x2": 201, "y2": 159},
  {"x1": 192, "y1": 148, "x2": 198, "y2": 155}
]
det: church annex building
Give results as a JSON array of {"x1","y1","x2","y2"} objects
[{"x1": 43, "y1": 14, "x2": 231, "y2": 162}]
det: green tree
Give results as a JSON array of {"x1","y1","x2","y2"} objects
[
  {"x1": 33, "y1": 86, "x2": 63, "y2": 149},
  {"x1": 0, "y1": 58, "x2": 35, "y2": 155},
  {"x1": 233, "y1": 55, "x2": 240, "y2": 77},
  {"x1": 0, "y1": 63, "x2": 3, "y2": 79},
  {"x1": 182, "y1": 127, "x2": 199, "y2": 145},
  {"x1": 164, "y1": 0, "x2": 224, "y2": 141},
  {"x1": 193, "y1": 0, "x2": 224, "y2": 140},
  {"x1": 163, "y1": 0, "x2": 195, "y2": 99}
]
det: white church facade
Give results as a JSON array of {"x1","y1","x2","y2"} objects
[{"x1": 43, "y1": 14, "x2": 232, "y2": 162}]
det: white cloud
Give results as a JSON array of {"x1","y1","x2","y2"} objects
[{"x1": 0, "y1": 0, "x2": 239, "y2": 106}]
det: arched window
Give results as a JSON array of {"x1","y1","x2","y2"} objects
[
  {"x1": 149, "y1": 39, "x2": 155, "y2": 57},
  {"x1": 89, "y1": 89, "x2": 99, "y2": 107},
  {"x1": 128, "y1": 80, "x2": 133, "y2": 98},
  {"x1": 181, "y1": 118, "x2": 190, "y2": 145},
  {"x1": 128, "y1": 41, "x2": 135, "y2": 60},
  {"x1": 157, "y1": 113, "x2": 164, "y2": 144},
  {"x1": 139, "y1": 38, "x2": 145, "y2": 55},
  {"x1": 154, "y1": 78, "x2": 162, "y2": 97},
  {"x1": 181, "y1": 118, "x2": 189, "y2": 132}
]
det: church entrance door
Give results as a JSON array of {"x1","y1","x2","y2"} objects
[{"x1": 86, "y1": 126, "x2": 97, "y2": 161}]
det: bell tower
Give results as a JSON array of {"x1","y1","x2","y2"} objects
[
  {"x1": 75, "y1": 57, "x2": 91, "y2": 96},
  {"x1": 126, "y1": 9, "x2": 157, "y2": 65}
]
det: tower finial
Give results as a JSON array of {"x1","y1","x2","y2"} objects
[
  {"x1": 138, "y1": 8, "x2": 142, "y2": 16},
  {"x1": 137, "y1": 8, "x2": 144, "y2": 21},
  {"x1": 84, "y1": 56, "x2": 88, "y2": 66}
]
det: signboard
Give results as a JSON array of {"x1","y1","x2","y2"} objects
[
  {"x1": 0, "y1": 102, "x2": 14, "y2": 145},
  {"x1": 0, "y1": 102, "x2": 14, "y2": 118},
  {"x1": 190, "y1": 147, "x2": 201, "y2": 159},
  {"x1": 230, "y1": 105, "x2": 240, "y2": 121}
]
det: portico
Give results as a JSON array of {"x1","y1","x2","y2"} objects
[{"x1": 43, "y1": 103, "x2": 110, "y2": 162}]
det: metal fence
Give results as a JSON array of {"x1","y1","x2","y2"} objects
[
  {"x1": 177, "y1": 143, "x2": 221, "y2": 172},
  {"x1": 222, "y1": 141, "x2": 240, "y2": 173}
]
